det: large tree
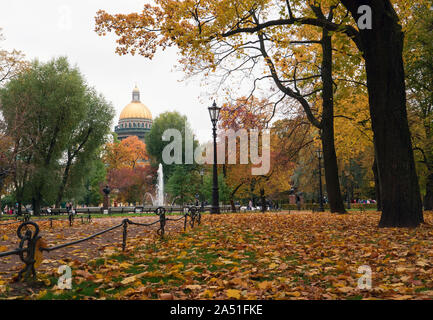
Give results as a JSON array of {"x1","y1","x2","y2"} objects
[
  {"x1": 95, "y1": 0, "x2": 425, "y2": 227},
  {"x1": 0, "y1": 57, "x2": 113, "y2": 214},
  {"x1": 338, "y1": 0, "x2": 423, "y2": 227},
  {"x1": 54, "y1": 89, "x2": 114, "y2": 207}
]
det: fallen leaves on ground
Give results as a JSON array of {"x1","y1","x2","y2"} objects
[{"x1": 2, "y1": 211, "x2": 433, "y2": 300}]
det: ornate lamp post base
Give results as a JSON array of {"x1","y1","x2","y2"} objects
[{"x1": 103, "y1": 185, "x2": 111, "y2": 210}]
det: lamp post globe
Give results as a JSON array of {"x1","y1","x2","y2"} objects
[{"x1": 208, "y1": 101, "x2": 221, "y2": 214}]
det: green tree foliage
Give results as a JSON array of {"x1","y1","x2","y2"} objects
[
  {"x1": 202, "y1": 173, "x2": 231, "y2": 205},
  {"x1": 55, "y1": 89, "x2": 114, "y2": 207},
  {"x1": 405, "y1": 4, "x2": 433, "y2": 209},
  {"x1": 80, "y1": 158, "x2": 107, "y2": 206},
  {"x1": 0, "y1": 57, "x2": 114, "y2": 214},
  {"x1": 165, "y1": 165, "x2": 201, "y2": 205},
  {"x1": 145, "y1": 111, "x2": 199, "y2": 180}
]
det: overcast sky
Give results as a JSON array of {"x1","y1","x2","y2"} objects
[{"x1": 0, "y1": 0, "x2": 215, "y2": 143}]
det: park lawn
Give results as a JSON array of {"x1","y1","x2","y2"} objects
[{"x1": 2, "y1": 211, "x2": 433, "y2": 300}]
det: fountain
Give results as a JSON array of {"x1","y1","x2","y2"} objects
[
  {"x1": 145, "y1": 193, "x2": 155, "y2": 205},
  {"x1": 155, "y1": 163, "x2": 164, "y2": 206},
  {"x1": 143, "y1": 164, "x2": 165, "y2": 207}
]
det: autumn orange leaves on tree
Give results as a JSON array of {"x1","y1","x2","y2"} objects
[
  {"x1": 0, "y1": 28, "x2": 28, "y2": 85},
  {"x1": 94, "y1": 1, "x2": 358, "y2": 215},
  {"x1": 104, "y1": 136, "x2": 148, "y2": 170},
  {"x1": 0, "y1": 27, "x2": 28, "y2": 201},
  {"x1": 95, "y1": 0, "x2": 429, "y2": 227},
  {"x1": 103, "y1": 136, "x2": 154, "y2": 204},
  {"x1": 218, "y1": 97, "x2": 312, "y2": 210}
]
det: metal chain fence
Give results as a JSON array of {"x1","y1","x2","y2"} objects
[{"x1": 0, "y1": 206, "x2": 202, "y2": 282}]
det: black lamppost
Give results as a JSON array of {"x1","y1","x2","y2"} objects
[
  {"x1": 208, "y1": 101, "x2": 221, "y2": 214},
  {"x1": 316, "y1": 149, "x2": 324, "y2": 212},
  {"x1": 200, "y1": 168, "x2": 205, "y2": 209}
]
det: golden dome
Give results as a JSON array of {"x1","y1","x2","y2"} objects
[{"x1": 119, "y1": 101, "x2": 152, "y2": 120}]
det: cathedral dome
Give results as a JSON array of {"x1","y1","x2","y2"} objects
[
  {"x1": 119, "y1": 102, "x2": 152, "y2": 120},
  {"x1": 119, "y1": 86, "x2": 152, "y2": 120}
]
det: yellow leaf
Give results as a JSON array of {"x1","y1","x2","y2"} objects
[
  {"x1": 258, "y1": 281, "x2": 272, "y2": 290},
  {"x1": 1, "y1": 235, "x2": 8, "y2": 241},
  {"x1": 268, "y1": 263, "x2": 278, "y2": 269},
  {"x1": 36, "y1": 290, "x2": 47, "y2": 299},
  {"x1": 286, "y1": 291, "x2": 301, "y2": 297},
  {"x1": 0, "y1": 246, "x2": 7, "y2": 252},
  {"x1": 226, "y1": 289, "x2": 241, "y2": 299},
  {"x1": 202, "y1": 289, "x2": 214, "y2": 298},
  {"x1": 121, "y1": 275, "x2": 136, "y2": 285},
  {"x1": 34, "y1": 238, "x2": 47, "y2": 268},
  {"x1": 119, "y1": 262, "x2": 132, "y2": 269},
  {"x1": 177, "y1": 251, "x2": 188, "y2": 258}
]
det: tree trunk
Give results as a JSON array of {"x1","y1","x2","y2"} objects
[
  {"x1": 32, "y1": 189, "x2": 42, "y2": 216},
  {"x1": 55, "y1": 157, "x2": 72, "y2": 208},
  {"x1": 230, "y1": 182, "x2": 243, "y2": 212},
  {"x1": 321, "y1": 29, "x2": 346, "y2": 214},
  {"x1": 260, "y1": 188, "x2": 266, "y2": 213},
  {"x1": 372, "y1": 156, "x2": 382, "y2": 211},
  {"x1": 341, "y1": 0, "x2": 423, "y2": 227},
  {"x1": 424, "y1": 171, "x2": 433, "y2": 211},
  {"x1": 230, "y1": 198, "x2": 236, "y2": 212}
]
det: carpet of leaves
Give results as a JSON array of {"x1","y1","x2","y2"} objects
[{"x1": 2, "y1": 211, "x2": 433, "y2": 300}]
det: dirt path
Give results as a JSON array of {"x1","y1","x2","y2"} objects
[{"x1": 0, "y1": 215, "x2": 187, "y2": 280}]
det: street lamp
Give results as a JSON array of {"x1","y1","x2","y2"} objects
[
  {"x1": 316, "y1": 149, "x2": 324, "y2": 212},
  {"x1": 199, "y1": 168, "x2": 205, "y2": 209},
  {"x1": 208, "y1": 101, "x2": 221, "y2": 214}
]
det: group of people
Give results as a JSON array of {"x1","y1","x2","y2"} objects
[{"x1": 1, "y1": 205, "x2": 15, "y2": 215}]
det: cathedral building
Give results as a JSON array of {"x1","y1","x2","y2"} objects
[{"x1": 114, "y1": 86, "x2": 153, "y2": 142}]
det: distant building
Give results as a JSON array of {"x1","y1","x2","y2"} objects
[{"x1": 114, "y1": 86, "x2": 153, "y2": 142}]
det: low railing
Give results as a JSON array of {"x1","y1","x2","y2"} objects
[{"x1": 0, "y1": 206, "x2": 202, "y2": 282}]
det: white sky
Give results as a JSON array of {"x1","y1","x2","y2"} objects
[{"x1": 0, "y1": 0, "x2": 215, "y2": 143}]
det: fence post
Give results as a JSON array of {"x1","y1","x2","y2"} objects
[
  {"x1": 183, "y1": 213, "x2": 188, "y2": 231},
  {"x1": 159, "y1": 212, "x2": 166, "y2": 238},
  {"x1": 122, "y1": 219, "x2": 128, "y2": 251},
  {"x1": 50, "y1": 218, "x2": 53, "y2": 228},
  {"x1": 68, "y1": 214, "x2": 73, "y2": 227},
  {"x1": 16, "y1": 221, "x2": 40, "y2": 282},
  {"x1": 189, "y1": 207, "x2": 197, "y2": 228}
]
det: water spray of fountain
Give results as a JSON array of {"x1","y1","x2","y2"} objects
[{"x1": 156, "y1": 163, "x2": 164, "y2": 206}]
